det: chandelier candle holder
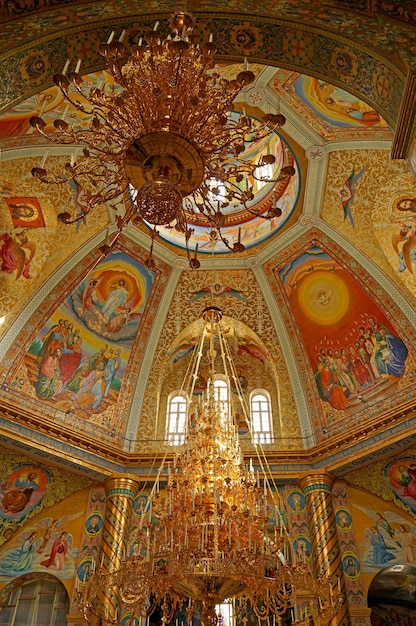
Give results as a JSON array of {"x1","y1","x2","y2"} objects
[
  {"x1": 76, "y1": 307, "x2": 341, "y2": 626},
  {"x1": 29, "y1": 12, "x2": 295, "y2": 267}
]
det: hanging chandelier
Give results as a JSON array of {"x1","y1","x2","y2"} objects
[
  {"x1": 29, "y1": 11, "x2": 295, "y2": 268},
  {"x1": 76, "y1": 307, "x2": 340, "y2": 626}
]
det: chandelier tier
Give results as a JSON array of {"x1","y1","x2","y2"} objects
[
  {"x1": 77, "y1": 307, "x2": 340, "y2": 626},
  {"x1": 29, "y1": 11, "x2": 295, "y2": 267}
]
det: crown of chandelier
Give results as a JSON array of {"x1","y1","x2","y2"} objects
[
  {"x1": 29, "y1": 12, "x2": 295, "y2": 268},
  {"x1": 76, "y1": 307, "x2": 340, "y2": 626}
]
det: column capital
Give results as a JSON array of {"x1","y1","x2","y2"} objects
[
  {"x1": 104, "y1": 475, "x2": 140, "y2": 500},
  {"x1": 299, "y1": 471, "x2": 335, "y2": 493}
]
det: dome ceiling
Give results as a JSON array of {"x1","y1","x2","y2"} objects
[{"x1": 1, "y1": 1, "x2": 416, "y2": 482}]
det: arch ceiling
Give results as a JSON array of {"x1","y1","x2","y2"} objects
[{"x1": 1, "y1": 0, "x2": 416, "y2": 482}]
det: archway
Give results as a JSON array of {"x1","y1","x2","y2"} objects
[
  {"x1": 368, "y1": 563, "x2": 416, "y2": 625},
  {"x1": 0, "y1": 572, "x2": 69, "y2": 626}
]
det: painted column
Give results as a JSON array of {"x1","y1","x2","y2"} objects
[
  {"x1": 99, "y1": 475, "x2": 140, "y2": 620},
  {"x1": 299, "y1": 472, "x2": 349, "y2": 626}
]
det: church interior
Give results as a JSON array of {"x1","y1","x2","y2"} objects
[{"x1": 1, "y1": 1, "x2": 416, "y2": 625}]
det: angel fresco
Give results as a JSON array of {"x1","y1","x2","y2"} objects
[
  {"x1": 339, "y1": 167, "x2": 366, "y2": 227},
  {"x1": 40, "y1": 531, "x2": 71, "y2": 571},
  {"x1": 355, "y1": 502, "x2": 416, "y2": 571},
  {"x1": 189, "y1": 283, "x2": 247, "y2": 302}
]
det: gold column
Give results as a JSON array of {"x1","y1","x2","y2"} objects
[
  {"x1": 100, "y1": 475, "x2": 140, "y2": 619},
  {"x1": 299, "y1": 472, "x2": 349, "y2": 626}
]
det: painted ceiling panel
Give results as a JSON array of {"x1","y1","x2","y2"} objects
[{"x1": 0, "y1": 1, "x2": 416, "y2": 473}]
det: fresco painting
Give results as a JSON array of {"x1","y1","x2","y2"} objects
[
  {"x1": 22, "y1": 249, "x2": 155, "y2": 424},
  {"x1": 0, "y1": 196, "x2": 45, "y2": 281},
  {"x1": 278, "y1": 245, "x2": 409, "y2": 411},
  {"x1": 353, "y1": 500, "x2": 416, "y2": 572},
  {"x1": 0, "y1": 71, "x2": 114, "y2": 140},
  {"x1": 388, "y1": 459, "x2": 416, "y2": 517},
  {"x1": 335, "y1": 507, "x2": 352, "y2": 532},
  {"x1": 0, "y1": 502, "x2": 83, "y2": 581},
  {"x1": 4, "y1": 196, "x2": 45, "y2": 228},
  {"x1": 0, "y1": 465, "x2": 49, "y2": 521},
  {"x1": 85, "y1": 511, "x2": 103, "y2": 537},
  {"x1": 292, "y1": 76, "x2": 387, "y2": 129},
  {"x1": 389, "y1": 195, "x2": 416, "y2": 275}
]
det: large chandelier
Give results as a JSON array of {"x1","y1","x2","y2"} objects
[
  {"x1": 76, "y1": 307, "x2": 340, "y2": 626},
  {"x1": 29, "y1": 12, "x2": 295, "y2": 267}
]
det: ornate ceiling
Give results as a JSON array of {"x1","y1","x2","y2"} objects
[{"x1": 1, "y1": 0, "x2": 416, "y2": 483}]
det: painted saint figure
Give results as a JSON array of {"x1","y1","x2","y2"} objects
[{"x1": 41, "y1": 531, "x2": 69, "y2": 570}]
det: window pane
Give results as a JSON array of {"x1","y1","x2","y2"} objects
[
  {"x1": 250, "y1": 392, "x2": 273, "y2": 444},
  {"x1": 167, "y1": 394, "x2": 187, "y2": 445}
]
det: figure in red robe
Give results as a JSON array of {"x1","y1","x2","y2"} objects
[{"x1": 41, "y1": 531, "x2": 68, "y2": 570}]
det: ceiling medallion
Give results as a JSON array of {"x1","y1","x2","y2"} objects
[{"x1": 30, "y1": 12, "x2": 294, "y2": 268}]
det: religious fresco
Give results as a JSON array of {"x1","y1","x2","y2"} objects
[
  {"x1": 388, "y1": 459, "x2": 416, "y2": 517},
  {"x1": 373, "y1": 175, "x2": 416, "y2": 278},
  {"x1": 343, "y1": 466, "x2": 416, "y2": 586},
  {"x1": 0, "y1": 452, "x2": 90, "y2": 584},
  {"x1": 0, "y1": 501, "x2": 84, "y2": 582},
  {"x1": 21, "y1": 249, "x2": 155, "y2": 422},
  {"x1": 0, "y1": 71, "x2": 111, "y2": 143},
  {"x1": 0, "y1": 196, "x2": 46, "y2": 281},
  {"x1": 272, "y1": 71, "x2": 392, "y2": 141},
  {"x1": 0, "y1": 465, "x2": 49, "y2": 521},
  {"x1": 153, "y1": 120, "x2": 301, "y2": 254},
  {"x1": 277, "y1": 244, "x2": 409, "y2": 413}
]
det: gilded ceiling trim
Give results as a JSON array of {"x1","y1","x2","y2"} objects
[
  {"x1": 124, "y1": 265, "x2": 183, "y2": 449},
  {"x1": 0, "y1": 11, "x2": 407, "y2": 131},
  {"x1": 251, "y1": 263, "x2": 315, "y2": 445}
]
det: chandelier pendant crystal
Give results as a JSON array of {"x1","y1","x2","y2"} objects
[
  {"x1": 76, "y1": 307, "x2": 341, "y2": 626},
  {"x1": 30, "y1": 12, "x2": 295, "y2": 267}
]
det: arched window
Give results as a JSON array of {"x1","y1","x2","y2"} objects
[
  {"x1": 213, "y1": 377, "x2": 230, "y2": 420},
  {"x1": 0, "y1": 575, "x2": 69, "y2": 626},
  {"x1": 250, "y1": 390, "x2": 273, "y2": 444},
  {"x1": 166, "y1": 393, "x2": 187, "y2": 445}
]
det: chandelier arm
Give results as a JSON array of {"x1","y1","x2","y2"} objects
[{"x1": 55, "y1": 81, "x2": 92, "y2": 115}]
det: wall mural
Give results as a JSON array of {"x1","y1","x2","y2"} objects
[
  {"x1": 271, "y1": 71, "x2": 392, "y2": 142},
  {"x1": 278, "y1": 244, "x2": 409, "y2": 412},
  {"x1": 0, "y1": 194, "x2": 46, "y2": 281},
  {"x1": 23, "y1": 249, "x2": 155, "y2": 423},
  {"x1": 388, "y1": 459, "x2": 416, "y2": 518},
  {"x1": 291, "y1": 76, "x2": 387, "y2": 129},
  {"x1": 0, "y1": 454, "x2": 89, "y2": 583},
  {"x1": 0, "y1": 465, "x2": 49, "y2": 520}
]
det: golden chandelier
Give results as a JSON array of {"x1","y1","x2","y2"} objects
[
  {"x1": 77, "y1": 307, "x2": 340, "y2": 626},
  {"x1": 29, "y1": 12, "x2": 294, "y2": 267}
]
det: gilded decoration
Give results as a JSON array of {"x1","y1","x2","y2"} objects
[
  {"x1": 0, "y1": 10, "x2": 407, "y2": 128},
  {"x1": 321, "y1": 149, "x2": 415, "y2": 303},
  {"x1": 0, "y1": 237, "x2": 171, "y2": 446},
  {"x1": 264, "y1": 229, "x2": 416, "y2": 439},
  {"x1": 0, "y1": 447, "x2": 92, "y2": 546},
  {"x1": 371, "y1": 171, "x2": 416, "y2": 303},
  {"x1": 0, "y1": 155, "x2": 109, "y2": 339},
  {"x1": 138, "y1": 268, "x2": 301, "y2": 453},
  {"x1": 345, "y1": 451, "x2": 416, "y2": 521}
]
